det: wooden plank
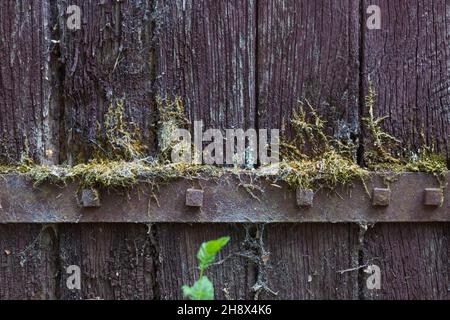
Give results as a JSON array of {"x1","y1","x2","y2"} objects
[
  {"x1": 56, "y1": 0, "x2": 156, "y2": 163},
  {"x1": 58, "y1": 224, "x2": 156, "y2": 300},
  {"x1": 0, "y1": 0, "x2": 60, "y2": 164},
  {"x1": 257, "y1": 0, "x2": 361, "y2": 140},
  {"x1": 262, "y1": 224, "x2": 360, "y2": 300},
  {"x1": 363, "y1": 0, "x2": 450, "y2": 161},
  {"x1": 155, "y1": 0, "x2": 256, "y2": 130},
  {"x1": 0, "y1": 225, "x2": 57, "y2": 299},
  {"x1": 362, "y1": 223, "x2": 449, "y2": 300},
  {"x1": 156, "y1": 224, "x2": 255, "y2": 300}
]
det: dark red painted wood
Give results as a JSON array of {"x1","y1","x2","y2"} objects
[
  {"x1": 156, "y1": 224, "x2": 255, "y2": 300},
  {"x1": 58, "y1": 224, "x2": 157, "y2": 300},
  {"x1": 362, "y1": 223, "x2": 449, "y2": 300},
  {"x1": 363, "y1": 0, "x2": 450, "y2": 161},
  {"x1": 257, "y1": 0, "x2": 361, "y2": 141},
  {"x1": 262, "y1": 224, "x2": 360, "y2": 300},
  {"x1": 57, "y1": 0, "x2": 156, "y2": 163},
  {"x1": 0, "y1": 225, "x2": 57, "y2": 299},
  {"x1": 155, "y1": 0, "x2": 257, "y2": 130},
  {"x1": 0, "y1": 0, "x2": 60, "y2": 164}
]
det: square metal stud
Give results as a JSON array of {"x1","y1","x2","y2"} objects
[
  {"x1": 296, "y1": 189, "x2": 314, "y2": 208},
  {"x1": 424, "y1": 188, "x2": 444, "y2": 207},
  {"x1": 186, "y1": 188, "x2": 204, "y2": 207},
  {"x1": 372, "y1": 188, "x2": 391, "y2": 207},
  {"x1": 81, "y1": 188, "x2": 101, "y2": 208}
]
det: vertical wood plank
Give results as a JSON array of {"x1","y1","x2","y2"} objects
[
  {"x1": 0, "y1": 225, "x2": 57, "y2": 299},
  {"x1": 155, "y1": 0, "x2": 256, "y2": 130},
  {"x1": 362, "y1": 223, "x2": 449, "y2": 300},
  {"x1": 257, "y1": 0, "x2": 361, "y2": 140},
  {"x1": 157, "y1": 224, "x2": 255, "y2": 300},
  {"x1": 363, "y1": 0, "x2": 450, "y2": 161},
  {"x1": 0, "y1": 0, "x2": 60, "y2": 164},
  {"x1": 262, "y1": 224, "x2": 360, "y2": 300},
  {"x1": 58, "y1": 224, "x2": 156, "y2": 300},
  {"x1": 57, "y1": 0, "x2": 156, "y2": 163}
]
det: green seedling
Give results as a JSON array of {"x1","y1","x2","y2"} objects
[{"x1": 182, "y1": 236, "x2": 230, "y2": 300}]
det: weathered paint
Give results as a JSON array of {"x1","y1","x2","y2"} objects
[
  {"x1": 155, "y1": 0, "x2": 257, "y2": 130},
  {"x1": 0, "y1": 0, "x2": 59, "y2": 164},
  {"x1": 0, "y1": 173, "x2": 448, "y2": 223},
  {"x1": 56, "y1": 0, "x2": 156, "y2": 163},
  {"x1": 363, "y1": 0, "x2": 450, "y2": 161}
]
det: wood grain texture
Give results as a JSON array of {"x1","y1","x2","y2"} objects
[
  {"x1": 156, "y1": 224, "x2": 255, "y2": 300},
  {"x1": 261, "y1": 224, "x2": 360, "y2": 300},
  {"x1": 362, "y1": 223, "x2": 449, "y2": 300},
  {"x1": 155, "y1": 0, "x2": 256, "y2": 130},
  {"x1": 257, "y1": 0, "x2": 361, "y2": 141},
  {"x1": 363, "y1": 0, "x2": 450, "y2": 161},
  {"x1": 57, "y1": 0, "x2": 155, "y2": 163},
  {"x1": 0, "y1": 225, "x2": 57, "y2": 300},
  {"x1": 58, "y1": 224, "x2": 156, "y2": 300},
  {"x1": 0, "y1": 0, "x2": 60, "y2": 164}
]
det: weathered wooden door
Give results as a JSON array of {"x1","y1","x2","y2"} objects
[{"x1": 0, "y1": 0, "x2": 448, "y2": 300}]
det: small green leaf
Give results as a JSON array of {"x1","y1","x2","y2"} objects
[
  {"x1": 182, "y1": 276, "x2": 214, "y2": 300},
  {"x1": 197, "y1": 236, "x2": 230, "y2": 271}
]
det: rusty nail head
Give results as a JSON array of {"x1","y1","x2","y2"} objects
[
  {"x1": 296, "y1": 189, "x2": 314, "y2": 208},
  {"x1": 186, "y1": 188, "x2": 203, "y2": 207},
  {"x1": 81, "y1": 188, "x2": 101, "y2": 208},
  {"x1": 372, "y1": 188, "x2": 391, "y2": 207},
  {"x1": 424, "y1": 188, "x2": 444, "y2": 207}
]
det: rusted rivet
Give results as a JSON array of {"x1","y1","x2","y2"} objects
[
  {"x1": 372, "y1": 188, "x2": 391, "y2": 207},
  {"x1": 424, "y1": 188, "x2": 443, "y2": 207},
  {"x1": 186, "y1": 188, "x2": 203, "y2": 207},
  {"x1": 81, "y1": 188, "x2": 101, "y2": 208},
  {"x1": 296, "y1": 189, "x2": 314, "y2": 208}
]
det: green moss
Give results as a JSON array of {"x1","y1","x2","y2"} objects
[
  {"x1": 156, "y1": 95, "x2": 191, "y2": 163},
  {"x1": 0, "y1": 94, "x2": 447, "y2": 192},
  {"x1": 276, "y1": 150, "x2": 368, "y2": 190},
  {"x1": 94, "y1": 99, "x2": 145, "y2": 161},
  {"x1": 19, "y1": 160, "x2": 221, "y2": 189}
]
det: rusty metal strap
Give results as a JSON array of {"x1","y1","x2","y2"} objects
[{"x1": 0, "y1": 173, "x2": 448, "y2": 223}]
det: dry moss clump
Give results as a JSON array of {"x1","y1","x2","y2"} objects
[
  {"x1": 0, "y1": 93, "x2": 447, "y2": 192},
  {"x1": 94, "y1": 99, "x2": 146, "y2": 161},
  {"x1": 277, "y1": 150, "x2": 368, "y2": 190},
  {"x1": 21, "y1": 160, "x2": 221, "y2": 189},
  {"x1": 274, "y1": 100, "x2": 368, "y2": 190},
  {"x1": 361, "y1": 85, "x2": 448, "y2": 184}
]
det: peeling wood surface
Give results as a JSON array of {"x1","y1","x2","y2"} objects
[
  {"x1": 58, "y1": 224, "x2": 156, "y2": 300},
  {"x1": 363, "y1": 0, "x2": 450, "y2": 161},
  {"x1": 57, "y1": 0, "x2": 156, "y2": 163},
  {"x1": 258, "y1": 0, "x2": 361, "y2": 140},
  {"x1": 156, "y1": 0, "x2": 257, "y2": 130},
  {"x1": 157, "y1": 224, "x2": 255, "y2": 300},
  {"x1": 362, "y1": 223, "x2": 449, "y2": 300},
  {"x1": 262, "y1": 224, "x2": 360, "y2": 300},
  {"x1": 0, "y1": 0, "x2": 449, "y2": 301},
  {"x1": 0, "y1": 225, "x2": 57, "y2": 299},
  {"x1": 0, "y1": 0, "x2": 59, "y2": 164},
  {"x1": 0, "y1": 223, "x2": 448, "y2": 300}
]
